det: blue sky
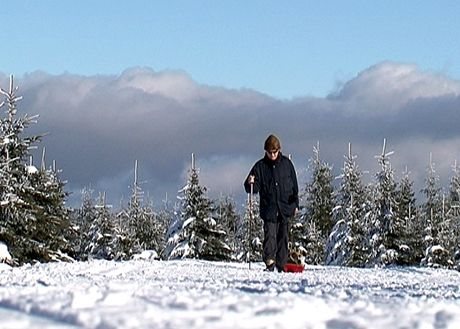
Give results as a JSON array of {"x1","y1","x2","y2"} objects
[
  {"x1": 2, "y1": 1, "x2": 460, "y2": 99},
  {"x1": 2, "y1": 2, "x2": 460, "y2": 206}
]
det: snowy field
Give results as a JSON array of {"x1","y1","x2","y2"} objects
[{"x1": 1, "y1": 259, "x2": 460, "y2": 329}]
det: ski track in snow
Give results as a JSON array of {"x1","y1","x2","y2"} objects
[{"x1": 1, "y1": 260, "x2": 460, "y2": 328}]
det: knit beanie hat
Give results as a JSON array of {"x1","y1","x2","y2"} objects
[{"x1": 264, "y1": 134, "x2": 281, "y2": 151}]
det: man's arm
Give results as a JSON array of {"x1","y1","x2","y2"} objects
[{"x1": 244, "y1": 164, "x2": 260, "y2": 194}]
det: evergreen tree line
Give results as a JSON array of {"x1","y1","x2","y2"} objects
[
  {"x1": 70, "y1": 157, "x2": 260, "y2": 263},
  {"x1": 292, "y1": 141, "x2": 460, "y2": 270},
  {"x1": 1, "y1": 77, "x2": 460, "y2": 270}
]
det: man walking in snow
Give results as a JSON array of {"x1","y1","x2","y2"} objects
[{"x1": 244, "y1": 134, "x2": 299, "y2": 272}]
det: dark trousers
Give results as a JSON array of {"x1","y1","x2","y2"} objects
[{"x1": 263, "y1": 215, "x2": 289, "y2": 270}]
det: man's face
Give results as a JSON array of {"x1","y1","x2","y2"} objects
[{"x1": 266, "y1": 149, "x2": 279, "y2": 161}]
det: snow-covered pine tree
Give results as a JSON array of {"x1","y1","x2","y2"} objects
[
  {"x1": 420, "y1": 153, "x2": 451, "y2": 268},
  {"x1": 325, "y1": 143, "x2": 369, "y2": 267},
  {"x1": 0, "y1": 76, "x2": 71, "y2": 264},
  {"x1": 301, "y1": 143, "x2": 335, "y2": 264},
  {"x1": 25, "y1": 151, "x2": 73, "y2": 260},
  {"x1": 85, "y1": 192, "x2": 120, "y2": 260},
  {"x1": 0, "y1": 76, "x2": 40, "y2": 263},
  {"x1": 163, "y1": 201, "x2": 184, "y2": 259},
  {"x1": 368, "y1": 139, "x2": 404, "y2": 266},
  {"x1": 143, "y1": 196, "x2": 165, "y2": 258},
  {"x1": 155, "y1": 194, "x2": 174, "y2": 259},
  {"x1": 440, "y1": 160, "x2": 460, "y2": 268},
  {"x1": 72, "y1": 186, "x2": 98, "y2": 260},
  {"x1": 395, "y1": 168, "x2": 423, "y2": 265},
  {"x1": 448, "y1": 161, "x2": 460, "y2": 207},
  {"x1": 214, "y1": 195, "x2": 240, "y2": 260},
  {"x1": 288, "y1": 208, "x2": 308, "y2": 260},
  {"x1": 288, "y1": 152, "x2": 309, "y2": 261},
  {"x1": 301, "y1": 219, "x2": 325, "y2": 265},
  {"x1": 122, "y1": 161, "x2": 163, "y2": 255},
  {"x1": 239, "y1": 191, "x2": 263, "y2": 262},
  {"x1": 164, "y1": 154, "x2": 231, "y2": 260},
  {"x1": 448, "y1": 161, "x2": 460, "y2": 269},
  {"x1": 436, "y1": 193, "x2": 455, "y2": 269}
]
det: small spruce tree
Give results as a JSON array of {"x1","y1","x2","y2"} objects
[
  {"x1": 215, "y1": 195, "x2": 240, "y2": 260},
  {"x1": 240, "y1": 192, "x2": 263, "y2": 262},
  {"x1": 325, "y1": 143, "x2": 369, "y2": 267},
  {"x1": 86, "y1": 192, "x2": 120, "y2": 260},
  {"x1": 302, "y1": 143, "x2": 335, "y2": 264},
  {"x1": 395, "y1": 168, "x2": 423, "y2": 265},
  {"x1": 164, "y1": 154, "x2": 231, "y2": 260},
  {"x1": 420, "y1": 153, "x2": 451, "y2": 268}
]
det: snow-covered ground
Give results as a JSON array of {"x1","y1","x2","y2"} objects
[{"x1": 1, "y1": 259, "x2": 460, "y2": 329}]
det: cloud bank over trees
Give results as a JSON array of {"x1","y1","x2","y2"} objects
[{"x1": 3, "y1": 61, "x2": 460, "y2": 206}]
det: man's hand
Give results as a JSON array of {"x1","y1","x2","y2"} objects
[{"x1": 248, "y1": 175, "x2": 255, "y2": 185}]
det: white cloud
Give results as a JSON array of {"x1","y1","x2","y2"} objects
[
  {"x1": 4, "y1": 62, "x2": 460, "y2": 207},
  {"x1": 331, "y1": 62, "x2": 460, "y2": 113},
  {"x1": 116, "y1": 67, "x2": 200, "y2": 103}
]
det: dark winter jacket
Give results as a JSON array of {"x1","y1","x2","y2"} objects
[{"x1": 244, "y1": 153, "x2": 299, "y2": 222}]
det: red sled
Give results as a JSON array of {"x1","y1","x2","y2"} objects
[{"x1": 283, "y1": 263, "x2": 305, "y2": 273}]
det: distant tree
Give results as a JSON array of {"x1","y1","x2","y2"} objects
[
  {"x1": 155, "y1": 195, "x2": 174, "y2": 258},
  {"x1": 116, "y1": 160, "x2": 164, "y2": 259},
  {"x1": 85, "y1": 192, "x2": 120, "y2": 260},
  {"x1": 289, "y1": 159, "x2": 308, "y2": 262},
  {"x1": 420, "y1": 154, "x2": 451, "y2": 268},
  {"x1": 448, "y1": 162, "x2": 460, "y2": 270},
  {"x1": 368, "y1": 139, "x2": 405, "y2": 266},
  {"x1": 164, "y1": 154, "x2": 231, "y2": 260},
  {"x1": 420, "y1": 154, "x2": 443, "y2": 244},
  {"x1": 288, "y1": 209, "x2": 308, "y2": 260},
  {"x1": 326, "y1": 143, "x2": 369, "y2": 267},
  {"x1": 163, "y1": 202, "x2": 183, "y2": 259},
  {"x1": 72, "y1": 186, "x2": 98, "y2": 260},
  {"x1": 301, "y1": 218, "x2": 325, "y2": 265},
  {"x1": 239, "y1": 191, "x2": 263, "y2": 262},
  {"x1": 215, "y1": 195, "x2": 240, "y2": 260},
  {"x1": 117, "y1": 161, "x2": 167, "y2": 259},
  {"x1": 448, "y1": 161, "x2": 460, "y2": 206},
  {"x1": 440, "y1": 161, "x2": 460, "y2": 268},
  {"x1": 395, "y1": 168, "x2": 423, "y2": 265},
  {"x1": 301, "y1": 143, "x2": 335, "y2": 264},
  {"x1": 144, "y1": 196, "x2": 167, "y2": 257}
]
